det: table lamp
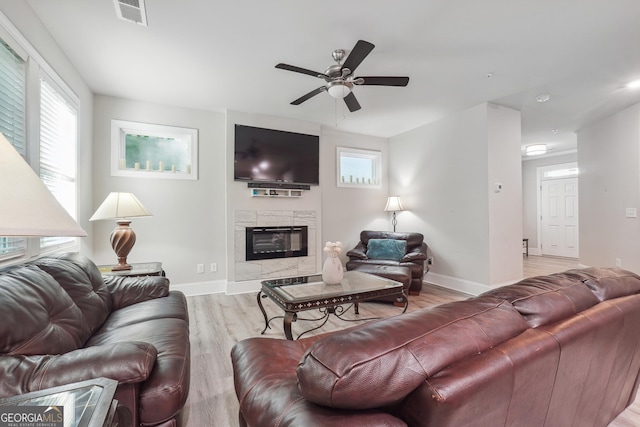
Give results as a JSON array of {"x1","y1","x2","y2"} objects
[
  {"x1": 0, "y1": 133, "x2": 87, "y2": 237},
  {"x1": 384, "y1": 196, "x2": 405, "y2": 232},
  {"x1": 90, "y1": 192, "x2": 152, "y2": 271}
]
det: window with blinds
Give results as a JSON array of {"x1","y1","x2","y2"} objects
[
  {"x1": 39, "y1": 77, "x2": 78, "y2": 251},
  {"x1": 0, "y1": 27, "x2": 80, "y2": 264},
  {"x1": 0, "y1": 39, "x2": 26, "y2": 260}
]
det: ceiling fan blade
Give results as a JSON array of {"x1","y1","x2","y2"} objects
[
  {"x1": 343, "y1": 92, "x2": 361, "y2": 112},
  {"x1": 276, "y1": 63, "x2": 329, "y2": 79},
  {"x1": 291, "y1": 86, "x2": 326, "y2": 105},
  {"x1": 341, "y1": 40, "x2": 375, "y2": 74},
  {"x1": 356, "y1": 76, "x2": 410, "y2": 86}
]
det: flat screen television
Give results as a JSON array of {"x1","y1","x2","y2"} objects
[{"x1": 234, "y1": 124, "x2": 320, "y2": 186}]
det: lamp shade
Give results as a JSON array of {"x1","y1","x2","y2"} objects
[
  {"x1": 90, "y1": 192, "x2": 152, "y2": 221},
  {"x1": 0, "y1": 133, "x2": 87, "y2": 237},
  {"x1": 384, "y1": 196, "x2": 405, "y2": 212}
]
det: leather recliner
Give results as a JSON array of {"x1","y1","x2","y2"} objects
[{"x1": 346, "y1": 230, "x2": 428, "y2": 295}]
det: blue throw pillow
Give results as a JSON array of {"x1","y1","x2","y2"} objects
[{"x1": 366, "y1": 239, "x2": 407, "y2": 261}]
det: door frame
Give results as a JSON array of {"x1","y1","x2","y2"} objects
[{"x1": 536, "y1": 162, "x2": 579, "y2": 256}]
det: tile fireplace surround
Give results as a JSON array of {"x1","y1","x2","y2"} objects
[{"x1": 235, "y1": 210, "x2": 317, "y2": 281}]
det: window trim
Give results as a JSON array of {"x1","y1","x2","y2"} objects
[
  {"x1": 336, "y1": 146, "x2": 382, "y2": 189},
  {"x1": 110, "y1": 119, "x2": 199, "y2": 180}
]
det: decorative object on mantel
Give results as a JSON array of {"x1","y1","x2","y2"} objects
[
  {"x1": 384, "y1": 196, "x2": 405, "y2": 232},
  {"x1": 322, "y1": 241, "x2": 344, "y2": 285},
  {"x1": 90, "y1": 192, "x2": 152, "y2": 271},
  {"x1": 0, "y1": 133, "x2": 87, "y2": 237}
]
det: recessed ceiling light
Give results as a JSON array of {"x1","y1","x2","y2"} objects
[
  {"x1": 536, "y1": 94, "x2": 551, "y2": 103},
  {"x1": 627, "y1": 80, "x2": 640, "y2": 89},
  {"x1": 526, "y1": 144, "x2": 547, "y2": 156},
  {"x1": 552, "y1": 129, "x2": 559, "y2": 134}
]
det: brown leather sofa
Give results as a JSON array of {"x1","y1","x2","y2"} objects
[
  {"x1": 346, "y1": 231, "x2": 428, "y2": 296},
  {"x1": 232, "y1": 267, "x2": 640, "y2": 426},
  {"x1": 0, "y1": 252, "x2": 190, "y2": 427}
]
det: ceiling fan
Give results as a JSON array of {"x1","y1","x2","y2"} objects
[{"x1": 275, "y1": 40, "x2": 409, "y2": 112}]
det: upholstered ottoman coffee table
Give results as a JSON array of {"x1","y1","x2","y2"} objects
[{"x1": 347, "y1": 265, "x2": 412, "y2": 306}]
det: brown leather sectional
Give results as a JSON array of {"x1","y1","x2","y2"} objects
[
  {"x1": 232, "y1": 267, "x2": 640, "y2": 426},
  {"x1": 0, "y1": 252, "x2": 190, "y2": 427}
]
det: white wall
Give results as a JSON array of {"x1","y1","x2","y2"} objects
[
  {"x1": 487, "y1": 104, "x2": 523, "y2": 284},
  {"x1": 92, "y1": 96, "x2": 227, "y2": 292},
  {"x1": 578, "y1": 102, "x2": 640, "y2": 273},
  {"x1": 521, "y1": 152, "x2": 577, "y2": 251},
  {"x1": 319, "y1": 127, "x2": 390, "y2": 265},
  {"x1": 389, "y1": 103, "x2": 522, "y2": 294},
  {"x1": 0, "y1": 2, "x2": 95, "y2": 255}
]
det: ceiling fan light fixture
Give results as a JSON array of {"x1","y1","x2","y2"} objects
[
  {"x1": 526, "y1": 144, "x2": 547, "y2": 156},
  {"x1": 327, "y1": 81, "x2": 352, "y2": 99}
]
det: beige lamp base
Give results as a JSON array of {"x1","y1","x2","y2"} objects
[{"x1": 110, "y1": 220, "x2": 136, "y2": 271}]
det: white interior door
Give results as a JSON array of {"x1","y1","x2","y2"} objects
[{"x1": 541, "y1": 177, "x2": 579, "y2": 258}]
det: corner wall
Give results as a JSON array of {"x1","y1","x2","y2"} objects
[
  {"x1": 578, "y1": 102, "x2": 640, "y2": 273},
  {"x1": 389, "y1": 103, "x2": 522, "y2": 294}
]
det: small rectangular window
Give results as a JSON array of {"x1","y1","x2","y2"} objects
[
  {"x1": 337, "y1": 147, "x2": 381, "y2": 189},
  {"x1": 111, "y1": 120, "x2": 198, "y2": 180}
]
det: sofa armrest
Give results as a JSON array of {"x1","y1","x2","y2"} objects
[
  {"x1": 346, "y1": 242, "x2": 368, "y2": 260},
  {"x1": 104, "y1": 275, "x2": 170, "y2": 309},
  {"x1": 0, "y1": 342, "x2": 157, "y2": 398},
  {"x1": 402, "y1": 242, "x2": 427, "y2": 263}
]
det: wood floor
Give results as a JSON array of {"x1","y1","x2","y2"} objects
[{"x1": 180, "y1": 256, "x2": 640, "y2": 426}]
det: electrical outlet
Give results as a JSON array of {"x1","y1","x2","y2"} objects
[
  {"x1": 428, "y1": 257, "x2": 434, "y2": 265},
  {"x1": 210, "y1": 263, "x2": 217, "y2": 272},
  {"x1": 197, "y1": 264, "x2": 205, "y2": 274},
  {"x1": 615, "y1": 258, "x2": 622, "y2": 268}
]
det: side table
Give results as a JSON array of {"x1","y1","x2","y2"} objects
[
  {"x1": 0, "y1": 377, "x2": 129, "y2": 427},
  {"x1": 98, "y1": 262, "x2": 164, "y2": 277}
]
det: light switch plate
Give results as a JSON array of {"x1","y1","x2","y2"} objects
[{"x1": 625, "y1": 208, "x2": 637, "y2": 218}]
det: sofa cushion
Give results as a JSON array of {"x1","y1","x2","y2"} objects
[
  {"x1": 481, "y1": 274, "x2": 600, "y2": 328},
  {"x1": 0, "y1": 265, "x2": 88, "y2": 355},
  {"x1": 296, "y1": 297, "x2": 528, "y2": 409},
  {"x1": 86, "y1": 293, "x2": 190, "y2": 426},
  {"x1": 31, "y1": 253, "x2": 112, "y2": 336},
  {"x1": 576, "y1": 268, "x2": 640, "y2": 301},
  {"x1": 366, "y1": 239, "x2": 406, "y2": 261}
]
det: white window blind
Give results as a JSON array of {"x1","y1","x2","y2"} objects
[
  {"x1": 0, "y1": 38, "x2": 26, "y2": 260},
  {"x1": 39, "y1": 76, "x2": 78, "y2": 250}
]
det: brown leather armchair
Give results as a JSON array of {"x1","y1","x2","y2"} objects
[{"x1": 346, "y1": 230, "x2": 428, "y2": 295}]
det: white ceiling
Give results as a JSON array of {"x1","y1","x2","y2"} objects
[{"x1": 26, "y1": 0, "x2": 640, "y2": 156}]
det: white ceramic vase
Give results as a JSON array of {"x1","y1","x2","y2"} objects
[{"x1": 322, "y1": 256, "x2": 344, "y2": 285}]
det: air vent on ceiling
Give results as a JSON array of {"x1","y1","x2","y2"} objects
[{"x1": 114, "y1": 0, "x2": 148, "y2": 26}]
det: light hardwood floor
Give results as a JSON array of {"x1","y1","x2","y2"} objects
[{"x1": 181, "y1": 256, "x2": 640, "y2": 426}]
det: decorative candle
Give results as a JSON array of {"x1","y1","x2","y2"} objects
[
  {"x1": 186, "y1": 165, "x2": 191, "y2": 174},
  {"x1": 134, "y1": 162, "x2": 140, "y2": 170},
  {"x1": 146, "y1": 160, "x2": 151, "y2": 171},
  {"x1": 119, "y1": 158, "x2": 125, "y2": 169},
  {"x1": 158, "y1": 161, "x2": 164, "y2": 172},
  {"x1": 171, "y1": 165, "x2": 176, "y2": 173},
  {"x1": 349, "y1": 175, "x2": 353, "y2": 183}
]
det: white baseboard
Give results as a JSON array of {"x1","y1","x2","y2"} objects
[
  {"x1": 226, "y1": 280, "x2": 261, "y2": 295},
  {"x1": 171, "y1": 279, "x2": 262, "y2": 297},
  {"x1": 424, "y1": 272, "x2": 493, "y2": 296},
  {"x1": 171, "y1": 280, "x2": 227, "y2": 297}
]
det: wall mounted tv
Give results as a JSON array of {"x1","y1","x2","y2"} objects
[{"x1": 234, "y1": 124, "x2": 320, "y2": 186}]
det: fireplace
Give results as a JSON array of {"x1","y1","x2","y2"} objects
[{"x1": 246, "y1": 226, "x2": 308, "y2": 261}]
